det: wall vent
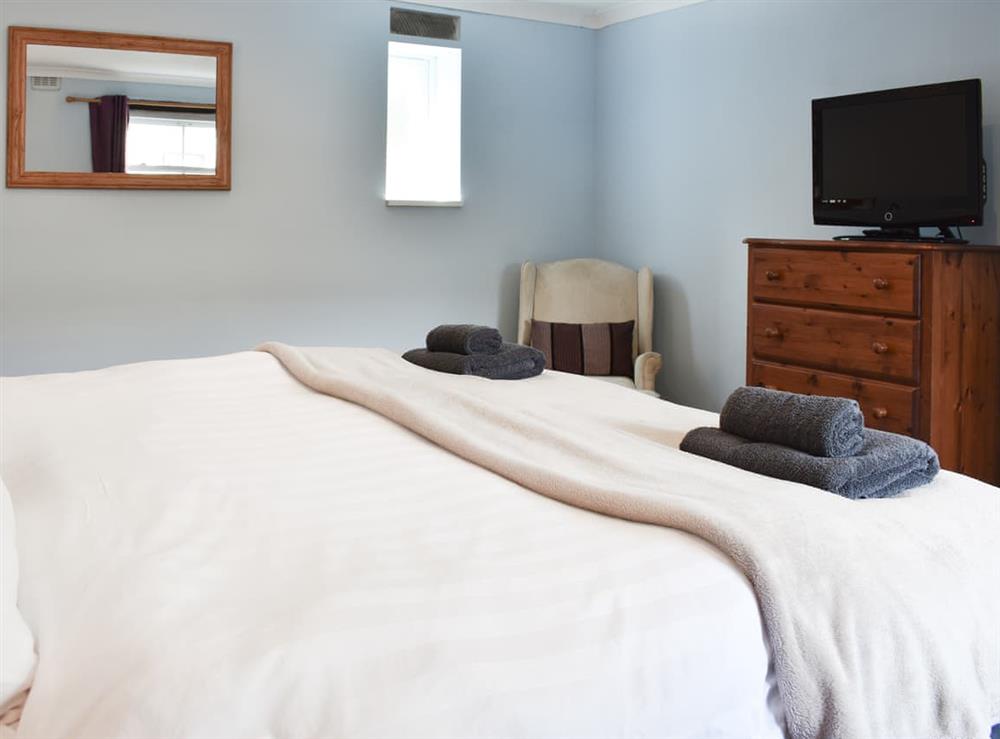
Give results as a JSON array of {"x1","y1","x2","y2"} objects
[
  {"x1": 30, "y1": 76, "x2": 61, "y2": 91},
  {"x1": 390, "y1": 8, "x2": 460, "y2": 41}
]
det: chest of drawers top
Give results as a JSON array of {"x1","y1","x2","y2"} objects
[{"x1": 745, "y1": 237, "x2": 1000, "y2": 253}]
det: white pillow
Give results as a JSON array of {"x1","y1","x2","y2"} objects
[{"x1": 1, "y1": 480, "x2": 36, "y2": 712}]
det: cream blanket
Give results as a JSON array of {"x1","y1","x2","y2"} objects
[{"x1": 260, "y1": 343, "x2": 1000, "y2": 739}]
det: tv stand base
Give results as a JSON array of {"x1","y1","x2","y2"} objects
[{"x1": 833, "y1": 226, "x2": 968, "y2": 245}]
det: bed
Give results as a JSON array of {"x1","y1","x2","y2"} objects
[{"x1": 1, "y1": 346, "x2": 997, "y2": 739}]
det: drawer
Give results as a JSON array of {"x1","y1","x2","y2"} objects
[
  {"x1": 751, "y1": 247, "x2": 919, "y2": 315},
  {"x1": 751, "y1": 303, "x2": 920, "y2": 383},
  {"x1": 749, "y1": 361, "x2": 918, "y2": 436}
]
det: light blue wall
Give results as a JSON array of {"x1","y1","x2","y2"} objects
[
  {"x1": 5, "y1": 0, "x2": 998, "y2": 396},
  {"x1": 596, "y1": 0, "x2": 1000, "y2": 411},
  {"x1": 0, "y1": 1, "x2": 597, "y2": 375},
  {"x1": 26, "y1": 78, "x2": 216, "y2": 172}
]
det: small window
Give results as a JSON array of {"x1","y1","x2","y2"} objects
[
  {"x1": 385, "y1": 41, "x2": 462, "y2": 205},
  {"x1": 126, "y1": 110, "x2": 217, "y2": 175}
]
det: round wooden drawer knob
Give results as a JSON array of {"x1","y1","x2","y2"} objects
[
  {"x1": 764, "y1": 327, "x2": 781, "y2": 338},
  {"x1": 765, "y1": 270, "x2": 781, "y2": 281},
  {"x1": 872, "y1": 407, "x2": 889, "y2": 419},
  {"x1": 873, "y1": 277, "x2": 890, "y2": 290},
  {"x1": 872, "y1": 341, "x2": 889, "y2": 354}
]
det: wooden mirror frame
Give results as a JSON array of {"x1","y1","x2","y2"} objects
[{"x1": 6, "y1": 27, "x2": 231, "y2": 190}]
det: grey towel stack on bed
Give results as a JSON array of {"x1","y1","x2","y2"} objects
[
  {"x1": 720, "y1": 386, "x2": 865, "y2": 457},
  {"x1": 681, "y1": 386, "x2": 939, "y2": 499},
  {"x1": 425, "y1": 324, "x2": 504, "y2": 355},
  {"x1": 403, "y1": 325, "x2": 545, "y2": 380},
  {"x1": 681, "y1": 427, "x2": 940, "y2": 499}
]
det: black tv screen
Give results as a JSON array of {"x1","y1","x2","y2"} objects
[{"x1": 812, "y1": 79, "x2": 983, "y2": 229}]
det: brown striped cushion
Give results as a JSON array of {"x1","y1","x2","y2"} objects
[{"x1": 529, "y1": 320, "x2": 634, "y2": 378}]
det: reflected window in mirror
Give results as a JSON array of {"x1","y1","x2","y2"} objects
[
  {"x1": 126, "y1": 109, "x2": 217, "y2": 175},
  {"x1": 25, "y1": 45, "x2": 217, "y2": 175}
]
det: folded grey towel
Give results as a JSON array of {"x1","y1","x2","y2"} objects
[
  {"x1": 679, "y1": 427, "x2": 939, "y2": 499},
  {"x1": 403, "y1": 343, "x2": 544, "y2": 380},
  {"x1": 720, "y1": 386, "x2": 864, "y2": 458},
  {"x1": 426, "y1": 324, "x2": 503, "y2": 355}
]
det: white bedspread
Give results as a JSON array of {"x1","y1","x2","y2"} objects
[{"x1": 1, "y1": 352, "x2": 783, "y2": 739}]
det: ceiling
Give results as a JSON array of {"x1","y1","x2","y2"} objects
[
  {"x1": 535, "y1": 1, "x2": 650, "y2": 13},
  {"x1": 407, "y1": 0, "x2": 706, "y2": 29}
]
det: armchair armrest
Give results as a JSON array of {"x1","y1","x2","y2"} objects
[{"x1": 634, "y1": 352, "x2": 662, "y2": 395}]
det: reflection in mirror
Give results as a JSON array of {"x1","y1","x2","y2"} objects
[{"x1": 25, "y1": 44, "x2": 217, "y2": 175}]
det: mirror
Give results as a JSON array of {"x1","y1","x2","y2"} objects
[{"x1": 7, "y1": 27, "x2": 231, "y2": 189}]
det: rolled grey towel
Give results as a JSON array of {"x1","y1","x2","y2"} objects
[
  {"x1": 426, "y1": 324, "x2": 503, "y2": 355},
  {"x1": 403, "y1": 343, "x2": 544, "y2": 380},
  {"x1": 679, "y1": 427, "x2": 939, "y2": 499},
  {"x1": 720, "y1": 386, "x2": 865, "y2": 458}
]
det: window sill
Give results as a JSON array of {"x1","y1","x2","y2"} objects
[{"x1": 386, "y1": 200, "x2": 463, "y2": 208}]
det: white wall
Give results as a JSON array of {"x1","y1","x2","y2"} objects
[
  {"x1": 597, "y1": 0, "x2": 1000, "y2": 410},
  {"x1": 0, "y1": 1, "x2": 598, "y2": 375}
]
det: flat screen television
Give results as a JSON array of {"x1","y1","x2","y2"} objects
[{"x1": 812, "y1": 79, "x2": 984, "y2": 241}]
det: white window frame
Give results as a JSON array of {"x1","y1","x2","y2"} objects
[{"x1": 385, "y1": 40, "x2": 462, "y2": 207}]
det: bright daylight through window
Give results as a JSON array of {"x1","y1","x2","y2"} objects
[
  {"x1": 126, "y1": 111, "x2": 217, "y2": 175},
  {"x1": 385, "y1": 41, "x2": 462, "y2": 205}
]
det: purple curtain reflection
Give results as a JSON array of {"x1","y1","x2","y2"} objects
[{"x1": 89, "y1": 95, "x2": 129, "y2": 172}]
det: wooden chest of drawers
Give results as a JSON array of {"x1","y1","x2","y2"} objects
[{"x1": 745, "y1": 238, "x2": 1000, "y2": 486}]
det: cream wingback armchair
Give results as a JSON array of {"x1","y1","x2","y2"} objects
[{"x1": 517, "y1": 258, "x2": 662, "y2": 394}]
